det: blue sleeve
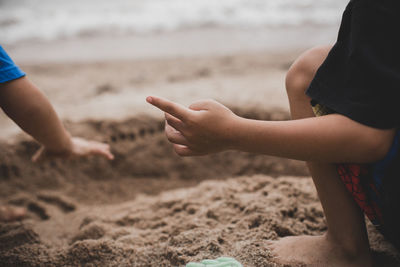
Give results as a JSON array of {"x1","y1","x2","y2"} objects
[{"x1": 0, "y1": 45, "x2": 26, "y2": 83}]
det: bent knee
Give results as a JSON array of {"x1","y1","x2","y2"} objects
[{"x1": 285, "y1": 45, "x2": 332, "y2": 97}]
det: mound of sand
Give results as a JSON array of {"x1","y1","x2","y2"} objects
[{"x1": 0, "y1": 112, "x2": 399, "y2": 266}]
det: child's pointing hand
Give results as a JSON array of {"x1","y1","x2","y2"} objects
[{"x1": 146, "y1": 96, "x2": 238, "y2": 156}]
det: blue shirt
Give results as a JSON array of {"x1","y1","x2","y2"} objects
[{"x1": 0, "y1": 45, "x2": 25, "y2": 83}]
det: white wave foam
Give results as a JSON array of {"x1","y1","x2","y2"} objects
[{"x1": 0, "y1": 0, "x2": 347, "y2": 44}]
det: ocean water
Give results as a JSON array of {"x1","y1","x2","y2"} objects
[{"x1": 0, "y1": 0, "x2": 348, "y2": 45}]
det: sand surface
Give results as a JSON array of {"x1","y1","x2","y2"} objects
[{"x1": 0, "y1": 48, "x2": 399, "y2": 266}]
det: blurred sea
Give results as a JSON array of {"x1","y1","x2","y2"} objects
[{"x1": 0, "y1": 0, "x2": 347, "y2": 45}]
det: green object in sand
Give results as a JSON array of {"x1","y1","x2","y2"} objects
[{"x1": 186, "y1": 257, "x2": 243, "y2": 267}]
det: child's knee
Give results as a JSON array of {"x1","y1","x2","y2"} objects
[
  {"x1": 285, "y1": 46, "x2": 332, "y2": 98},
  {"x1": 285, "y1": 57, "x2": 311, "y2": 96}
]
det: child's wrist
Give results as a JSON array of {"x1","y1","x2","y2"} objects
[
  {"x1": 224, "y1": 115, "x2": 244, "y2": 150},
  {"x1": 226, "y1": 116, "x2": 254, "y2": 152},
  {"x1": 45, "y1": 131, "x2": 73, "y2": 156}
]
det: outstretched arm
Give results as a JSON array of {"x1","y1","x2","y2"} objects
[
  {"x1": 147, "y1": 96, "x2": 395, "y2": 163},
  {"x1": 0, "y1": 77, "x2": 114, "y2": 161}
]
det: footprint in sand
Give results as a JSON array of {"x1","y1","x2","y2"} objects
[
  {"x1": 27, "y1": 201, "x2": 49, "y2": 220},
  {"x1": 37, "y1": 193, "x2": 76, "y2": 213},
  {"x1": 109, "y1": 120, "x2": 163, "y2": 144},
  {"x1": 9, "y1": 193, "x2": 76, "y2": 221}
]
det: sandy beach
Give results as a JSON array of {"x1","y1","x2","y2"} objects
[{"x1": 1, "y1": 27, "x2": 399, "y2": 266}]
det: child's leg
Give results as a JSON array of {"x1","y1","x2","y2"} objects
[{"x1": 270, "y1": 46, "x2": 372, "y2": 266}]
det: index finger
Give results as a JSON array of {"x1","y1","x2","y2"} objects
[{"x1": 146, "y1": 96, "x2": 191, "y2": 121}]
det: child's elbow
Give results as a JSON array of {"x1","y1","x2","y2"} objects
[{"x1": 360, "y1": 130, "x2": 395, "y2": 163}]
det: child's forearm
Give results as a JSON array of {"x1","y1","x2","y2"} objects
[
  {"x1": 231, "y1": 114, "x2": 395, "y2": 163},
  {"x1": 0, "y1": 77, "x2": 72, "y2": 153},
  {"x1": 147, "y1": 96, "x2": 395, "y2": 163}
]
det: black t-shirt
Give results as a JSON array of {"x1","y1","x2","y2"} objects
[{"x1": 306, "y1": 0, "x2": 400, "y2": 129}]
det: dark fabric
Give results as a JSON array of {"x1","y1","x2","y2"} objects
[
  {"x1": 306, "y1": 0, "x2": 400, "y2": 129},
  {"x1": 379, "y1": 133, "x2": 400, "y2": 249}
]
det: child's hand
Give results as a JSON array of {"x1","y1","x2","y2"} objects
[
  {"x1": 146, "y1": 96, "x2": 238, "y2": 156},
  {"x1": 32, "y1": 137, "x2": 114, "y2": 162}
]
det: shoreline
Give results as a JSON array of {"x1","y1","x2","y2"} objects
[{"x1": 5, "y1": 25, "x2": 338, "y2": 65}]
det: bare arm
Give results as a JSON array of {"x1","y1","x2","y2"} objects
[
  {"x1": 147, "y1": 96, "x2": 395, "y2": 163},
  {"x1": 231, "y1": 114, "x2": 394, "y2": 163},
  {"x1": 0, "y1": 77, "x2": 113, "y2": 161},
  {"x1": 0, "y1": 77, "x2": 72, "y2": 152}
]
